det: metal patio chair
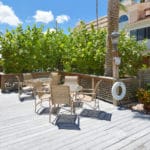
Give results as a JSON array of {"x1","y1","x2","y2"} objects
[
  {"x1": 79, "y1": 80, "x2": 102, "y2": 110},
  {"x1": 16, "y1": 76, "x2": 34, "y2": 101},
  {"x1": 49, "y1": 85, "x2": 75, "y2": 123},
  {"x1": 34, "y1": 80, "x2": 51, "y2": 113}
]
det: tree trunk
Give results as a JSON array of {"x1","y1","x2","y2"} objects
[{"x1": 104, "y1": 0, "x2": 119, "y2": 77}]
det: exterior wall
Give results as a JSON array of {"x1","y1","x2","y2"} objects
[
  {"x1": 82, "y1": 16, "x2": 108, "y2": 30},
  {"x1": 119, "y1": 21, "x2": 128, "y2": 30},
  {"x1": 119, "y1": 2, "x2": 150, "y2": 28},
  {"x1": 120, "y1": 0, "x2": 135, "y2": 6},
  {"x1": 119, "y1": 2, "x2": 150, "y2": 50}
]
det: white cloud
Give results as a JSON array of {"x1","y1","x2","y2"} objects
[
  {"x1": 33, "y1": 10, "x2": 54, "y2": 24},
  {"x1": 56, "y1": 15, "x2": 70, "y2": 24},
  {"x1": 43, "y1": 28, "x2": 56, "y2": 34},
  {"x1": 49, "y1": 28, "x2": 56, "y2": 32},
  {"x1": 0, "y1": 2, "x2": 22, "y2": 26}
]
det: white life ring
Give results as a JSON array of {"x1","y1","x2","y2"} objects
[{"x1": 111, "y1": 82, "x2": 126, "y2": 101}]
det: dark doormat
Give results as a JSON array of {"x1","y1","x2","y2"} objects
[
  {"x1": 80, "y1": 109, "x2": 112, "y2": 121},
  {"x1": 55, "y1": 114, "x2": 80, "y2": 130}
]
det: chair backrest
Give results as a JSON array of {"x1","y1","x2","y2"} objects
[
  {"x1": 91, "y1": 80, "x2": 102, "y2": 100},
  {"x1": 23, "y1": 73, "x2": 33, "y2": 87},
  {"x1": 51, "y1": 85, "x2": 71, "y2": 105},
  {"x1": 33, "y1": 80, "x2": 44, "y2": 98},
  {"x1": 16, "y1": 75, "x2": 21, "y2": 83},
  {"x1": 32, "y1": 80, "x2": 43, "y2": 90},
  {"x1": 64, "y1": 76, "x2": 78, "y2": 86},
  {"x1": 51, "y1": 74, "x2": 61, "y2": 85},
  {"x1": 23, "y1": 73, "x2": 33, "y2": 81},
  {"x1": 93, "y1": 80, "x2": 102, "y2": 93},
  {"x1": 51, "y1": 72, "x2": 59, "y2": 77},
  {"x1": 15, "y1": 75, "x2": 22, "y2": 91},
  {"x1": 63, "y1": 76, "x2": 80, "y2": 92}
]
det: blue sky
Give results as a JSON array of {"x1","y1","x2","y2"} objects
[{"x1": 0, "y1": 0, "x2": 108, "y2": 33}]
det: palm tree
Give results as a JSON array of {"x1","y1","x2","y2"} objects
[{"x1": 104, "y1": 0, "x2": 119, "y2": 76}]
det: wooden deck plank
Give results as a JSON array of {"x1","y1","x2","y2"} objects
[
  {"x1": 0, "y1": 92, "x2": 150, "y2": 150},
  {"x1": 104, "y1": 126, "x2": 150, "y2": 150},
  {"x1": 37, "y1": 112, "x2": 150, "y2": 150},
  {"x1": 49, "y1": 111, "x2": 136, "y2": 149},
  {"x1": 56, "y1": 116, "x2": 150, "y2": 150},
  {"x1": 121, "y1": 133, "x2": 150, "y2": 150}
]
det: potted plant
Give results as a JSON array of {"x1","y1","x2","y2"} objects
[{"x1": 136, "y1": 84, "x2": 150, "y2": 113}]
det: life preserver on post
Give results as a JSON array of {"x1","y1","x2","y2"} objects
[{"x1": 111, "y1": 82, "x2": 126, "y2": 101}]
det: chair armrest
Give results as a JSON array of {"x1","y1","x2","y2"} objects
[
  {"x1": 81, "y1": 88, "x2": 94, "y2": 91},
  {"x1": 80, "y1": 92, "x2": 96, "y2": 95},
  {"x1": 37, "y1": 90, "x2": 50, "y2": 94}
]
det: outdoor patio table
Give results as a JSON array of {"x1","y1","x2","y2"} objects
[
  {"x1": 64, "y1": 84, "x2": 83, "y2": 101},
  {"x1": 68, "y1": 85, "x2": 83, "y2": 93},
  {"x1": 31, "y1": 78, "x2": 51, "y2": 84}
]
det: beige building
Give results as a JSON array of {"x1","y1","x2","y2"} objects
[
  {"x1": 84, "y1": 0, "x2": 150, "y2": 66},
  {"x1": 119, "y1": 0, "x2": 150, "y2": 48},
  {"x1": 119, "y1": 0, "x2": 150, "y2": 66},
  {"x1": 85, "y1": 16, "x2": 108, "y2": 30}
]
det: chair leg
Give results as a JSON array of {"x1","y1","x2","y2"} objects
[
  {"x1": 96, "y1": 99, "x2": 100, "y2": 110},
  {"x1": 72, "y1": 101, "x2": 75, "y2": 114},
  {"x1": 94, "y1": 99, "x2": 100, "y2": 110},
  {"x1": 49, "y1": 100, "x2": 51, "y2": 123},
  {"x1": 94, "y1": 99, "x2": 96, "y2": 109},
  {"x1": 35, "y1": 98, "x2": 37, "y2": 113},
  {"x1": 32, "y1": 90, "x2": 36, "y2": 99},
  {"x1": 18, "y1": 88, "x2": 22, "y2": 101},
  {"x1": 77, "y1": 115, "x2": 80, "y2": 127},
  {"x1": 35, "y1": 97, "x2": 42, "y2": 114}
]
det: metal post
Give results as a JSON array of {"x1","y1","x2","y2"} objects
[{"x1": 111, "y1": 31, "x2": 120, "y2": 105}]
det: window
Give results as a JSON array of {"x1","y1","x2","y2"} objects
[
  {"x1": 137, "y1": 28, "x2": 146, "y2": 41},
  {"x1": 130, "y1": 26, "x2": 150, "y2": 41},
  {"x1": 146, "y1": 27, "x2": 150, "y2": 39},
  {"x1": 130, "y1": 30, "x2": 137, "y2": 40},
  {"x1": 120, "y1": 0, "x2": 125, "y2": 2},
  {"x1": 119, "y1": 15, "x2": 128, "y2": 23}
]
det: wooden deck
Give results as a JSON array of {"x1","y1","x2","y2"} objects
[{"x1": 0, "y1": 92, "x2": 150, "y2": 150}]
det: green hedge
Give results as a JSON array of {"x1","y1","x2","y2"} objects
[{"x1": 0, "y1": 22, "x2": 146, "y2": 77}]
